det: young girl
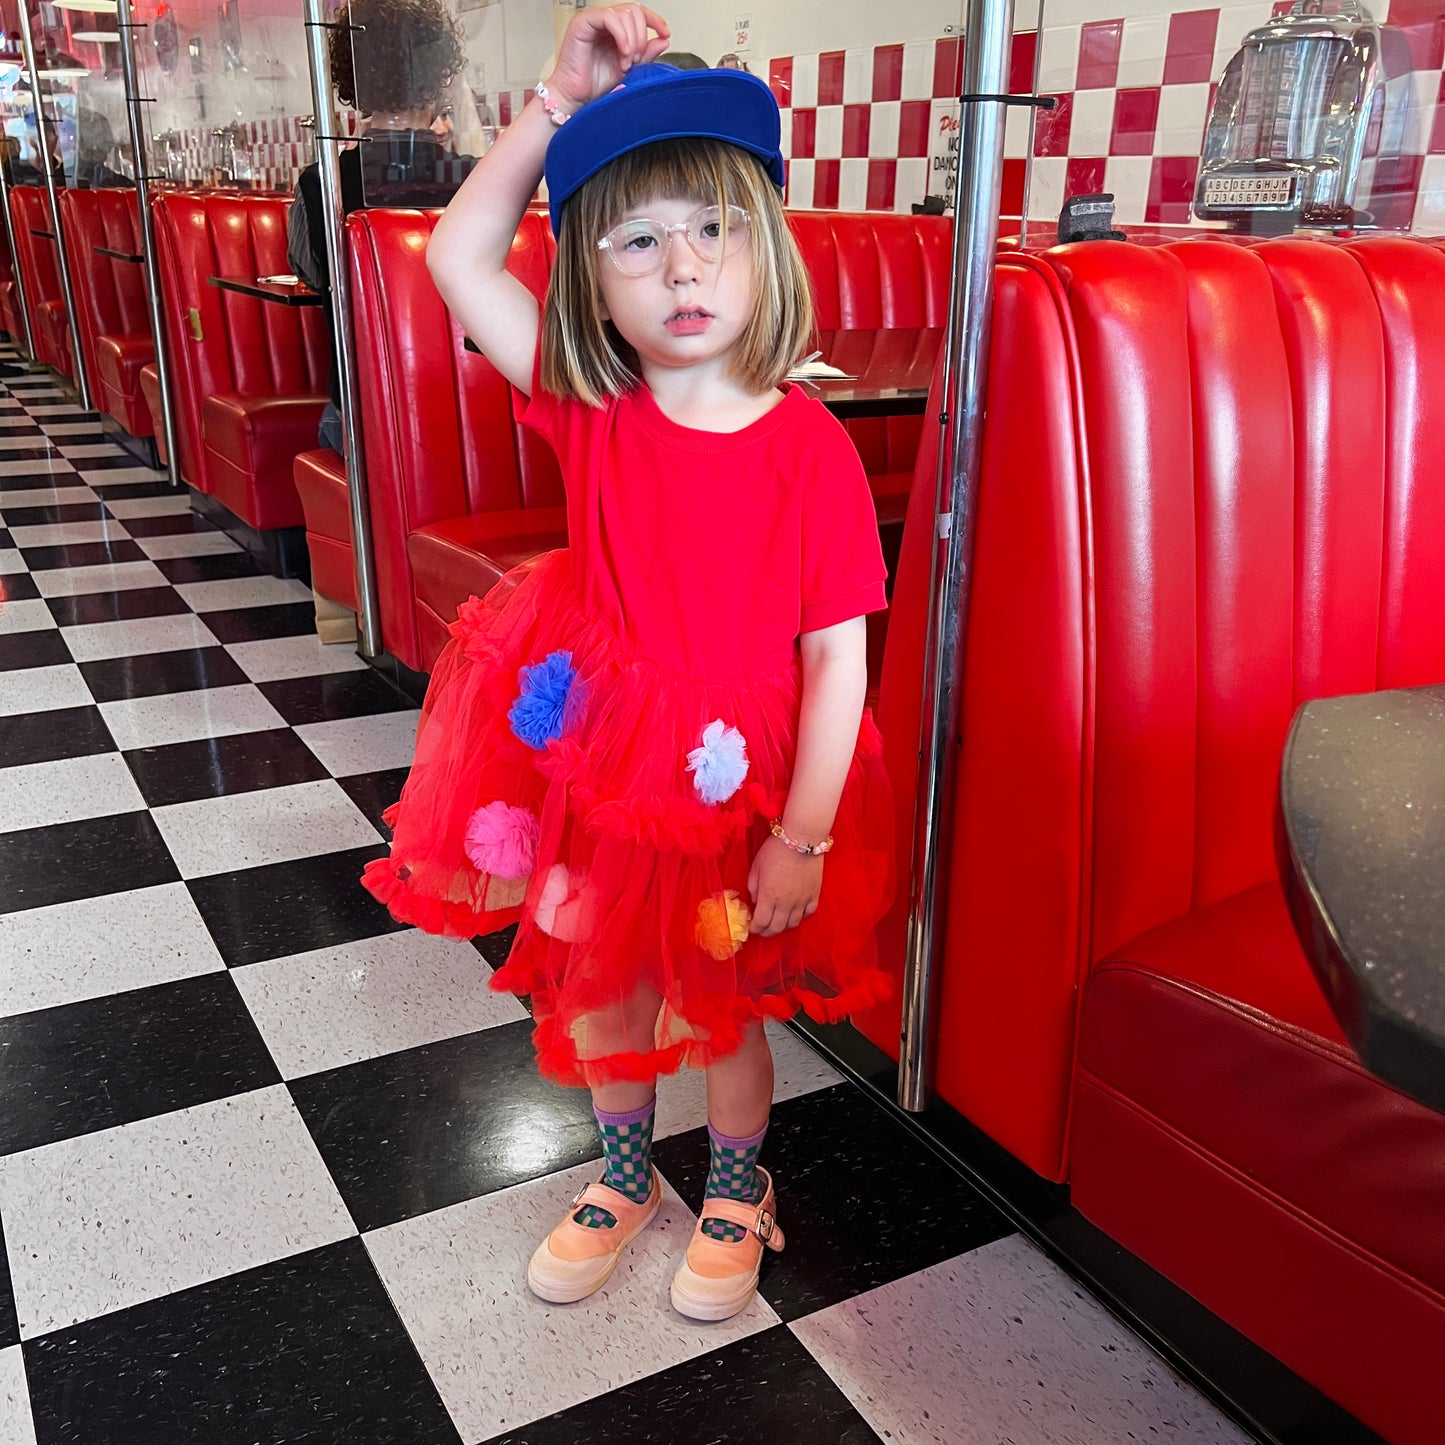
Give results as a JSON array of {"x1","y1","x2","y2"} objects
[{"x1": 365, "y1": 2, "x2": 894, "y2": 1322}]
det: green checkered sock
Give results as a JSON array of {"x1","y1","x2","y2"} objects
[
  {"x1": 702, "y1": 1119, "x2": 768, "y2": 1243},
  {"x1": 575, "y1": 1098, "x2": 655, "y2": 1230}
]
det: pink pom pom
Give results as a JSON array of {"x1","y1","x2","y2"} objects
[{"x1": 463, "y1": 802, "x2": 539, "y2": 880}]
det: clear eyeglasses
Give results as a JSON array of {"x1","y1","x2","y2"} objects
[{"x1": 596, "y1": 204, "x2": 751, "y2": 276}]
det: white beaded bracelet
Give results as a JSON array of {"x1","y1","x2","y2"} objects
[
  {"x1": 535, "y1": 78, "x2": 571, "y2": 126},
  {"x1": 770, "y1": 818, "x2": 834, "y2": 856}
]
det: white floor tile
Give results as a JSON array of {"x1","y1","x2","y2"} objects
[
  {"x1": 0, "y1": 599, "x2": 57, "y2": 635},
  {"x1": 791, "y1": 1235, "x2": 1253, "y2": 1445},
  {"x1": 134, "y1": 530, "x2": 240, "y2": 560},
  {"x1": 6, "y1": 520, "x2": 128, "y2": 547},
  {"x1": 58, "y1": 443, "x2": 128, "y2": 459},
  {"x1": 293, "y1": 709, "x2": 420, "y2": 776},
  {"x1": 98, "y1": 682, "x2": 286, "y2": 751},
  {"x1": 24, "y1": 405, "x2": 95, "y2": 418},
  {"x1": 60, "y1": 613, "x2": 218, "y2": 663},
  {"x1": 0, "y1": 458, "x2": 72, "y2": 477},
  {"x1": 78, "y1": 466, "x2": 168, "y2": 487},
  {"x1": 0, "y1": 1347, "x2": 35, "y2": 1445},
  {"x1": 0, "y1": 753, "x2": 144, "y2": 834},
  {"x1": 40, "y1": 422, "x2": 109, "y2": 436},
  {"x1": 173, "y1": 575, "x2": 313, "y2": 613},
  {"x1": 365, "y1": 1161, "x2": 779, "y2": 1443},
  {"x1": 225, "y1": 633, "x2": 369, "y2": 684},
  {"x1": 653, "y1": 1019, "x2": 845, "y2": 1142},
  {"x1": 102, "y1": 494, "x2": 194, "y2": 520},
  {"x1": 0, "y1": 1086, "x2": 356, "y2": 1338},
  {"x1": 0, "y1": 432, "x2": 59, "y2": 450},
  {"x1": 0, "y1": 549, "x2": 26, "y2": 574},
  {"x1": 232, "y1": 931, "x2": 528, "y2": 1078},
  {"x1": 0, "y1": 882, "x2": 225, "y2": 1019},
  {"x1": 32, "y1": 561, "x2": 170, "y2": 598},
  {"x1": 0, "y1": 486, "x2": 97, "y2": 509},
  {"x1": 0, "y1": 662, "x2": 92, "y2": 717},
  {"x1": 151, "y1": 777, "x2": 380, "y2": 879}
]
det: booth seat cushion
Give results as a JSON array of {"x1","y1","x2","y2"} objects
[
  {"x1": 95, "y1": 333, "x2": 156, "y2": 438},
  {"x1": 407, "y1": 508, "x2": 568, "y2": 670},
  {"x1": 1071, "y1": 901, "x2": 1445, "y2": 1445},
  {"x1": 202, "y1": 392, "x2": 326, "y2": 532},
  {"x1": 294, "y1": 447, "x2": 356, "y2": 611},
  {"x1": 35, "y1": 297, "x2": 69, "y2": 373}
]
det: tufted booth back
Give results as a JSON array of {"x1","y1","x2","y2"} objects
[
  {"x1": 8, "y1": 185, "x2": 67, "y2": 372},
  {"x1": 151, "y1": 191, "x2": 329, "y2": 492},
  {"x1": 57, "y1": 187, "x2": 150, "y2": 401},
  {"x1": 348, "y1": 206, "x2": 563, "y2": 666},
  {"x1": 867, "y1": 235, "x2": 1445, "y2": 1183}
]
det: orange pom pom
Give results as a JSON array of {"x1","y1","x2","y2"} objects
[{"x1": 696, "y1": 890, "x2": 751, "y2": 960}]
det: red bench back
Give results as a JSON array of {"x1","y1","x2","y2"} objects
[
  {"x1": 151, "y1": 191, "x2": 329, "y2": 492},
  {"x1": 7, "y1": 185, "x2": 67, "y2": 372},
  {"x1": 867, "y1": 235, "x2": 1445, "y2": 1181}
]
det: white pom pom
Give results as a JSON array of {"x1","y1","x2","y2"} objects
[{"x1": 687, "y1": 719, "x2": 750, "y2": 806}]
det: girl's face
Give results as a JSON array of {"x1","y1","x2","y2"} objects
[{"x1": 594, "y1": 193, "x2": 757, "y2": 382}]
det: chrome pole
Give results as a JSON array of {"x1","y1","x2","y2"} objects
[
  {"x1": 0, "y1": 137, "x2": 38, "y2": 360},
  {"x1": 898, "y1": 0, "x2": 1015, "y2": 1112},
  {"x1": 18, "y1": 1, "x2": 93, "y2": 410},
  {"x1": 303, "y1": 0, "x2": 381, "y2": 657},
  {"x1": 117, "y1": 1, "x2": 181, "y2": 487}
]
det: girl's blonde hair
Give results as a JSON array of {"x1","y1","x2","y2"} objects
[{"x1": 542, "y1": 137, "x2": 813, "y2": 405}]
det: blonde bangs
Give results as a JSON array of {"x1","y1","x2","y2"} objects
[{"x1": 542, "y1": 137, "x2": 813, "y2": 405}]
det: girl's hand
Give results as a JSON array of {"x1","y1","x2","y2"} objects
[
  {"x1": 546, "y1": 4, "x2": 672, "y2": 114},
  {"x1": 748, "y1": 837, "x2": 823, "y2": 937}
]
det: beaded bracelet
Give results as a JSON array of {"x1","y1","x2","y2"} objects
[
  {"x1": 534, "y1": 78, "x2": 571, "y2": 126},
  {"x1": 770, "y1": 818, "x2": 834, "y2": 856}
]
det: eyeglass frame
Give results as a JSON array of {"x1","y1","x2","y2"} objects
[{"x1": 595, "y1": 203, "x2": 752, "y2": 276}]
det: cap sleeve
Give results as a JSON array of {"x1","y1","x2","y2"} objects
[
  {"x1": 800, "y1": 415, "x2": 889, "y2": 635},
  {"x1": 517, "y1": 334, "x2": 559, "y2": 441}
]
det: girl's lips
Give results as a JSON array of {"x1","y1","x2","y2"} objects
[{"x1": 665, "y1": 310, "x2": 714, "y2": 336}]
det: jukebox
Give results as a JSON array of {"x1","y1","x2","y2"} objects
[{"x1": 1194, "y1": 0, "x2": 1410, "y2": 231}]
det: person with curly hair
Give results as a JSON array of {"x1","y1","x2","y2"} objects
[{"x1": 288, "y1": 0, "x2": 485, "y2": 452}]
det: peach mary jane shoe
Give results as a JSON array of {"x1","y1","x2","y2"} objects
[
  {"x1": 670, "y1": 1166, "x2": 785, "y2": 1322},
  {"x1": 526, "y1": 1170, "x2": 665, "y2": 1304}
]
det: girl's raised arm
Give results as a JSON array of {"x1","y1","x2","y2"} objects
[{"x1": 426, "y1": 3, "x2": 670, "y2": 395}]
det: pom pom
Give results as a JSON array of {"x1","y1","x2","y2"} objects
[
  {"x1": 696, "y1": 889, "x2": 752, "y2": 960},
  {"x1": 463, "y1": 802, "x2": 538, "y2": 879},
  {"x1": 509, "y1": 650, "x2": 585, "y2": 750},
  {"x1": 534, "y1": 863, "x2": 594, "y2": 942},
  {"x1": 687, "y1": 719, "x2": 750, "y2": 806}
]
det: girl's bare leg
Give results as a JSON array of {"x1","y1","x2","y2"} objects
[
  {"x1": 703, "y1": 1019, "x2": 774, "y2": 1136},
  {"x1": 582, "y1": 982, "x2": 664, "y2": 1113}
]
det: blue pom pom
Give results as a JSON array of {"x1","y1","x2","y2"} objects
[
  {"x1": 687, "y1": 720, "x2": 749, "y2": 805},
  {"x1": 509, "y1": 650, "x2": 583, "y2": 750}
]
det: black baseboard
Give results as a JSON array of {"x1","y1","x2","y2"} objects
[
  {"x1": 785, "y1": 1015, "x2": 1386, "y2": 1445},
  {"x1": 362, "y1": 650, "x2": 431, "y2": 705},
  {"x1": 190, "y1": 492, "x2": 310, "y2": 582},
  {"x1": 98, "y1": 414, "x2": 162, "y2": 471}
]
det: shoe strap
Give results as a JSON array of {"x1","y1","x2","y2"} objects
[
  {"x1": 699, "y1": 1196, "x2": 783, "y2": 1250},
  {"x1": 570, "y1": 1172, "x2": 654, "y2": 1217}
]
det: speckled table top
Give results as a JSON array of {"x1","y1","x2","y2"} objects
[{"x1": 1283, "y1": 685, "x2": 1445, "y2": 1113}]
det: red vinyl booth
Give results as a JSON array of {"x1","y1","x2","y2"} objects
[
  {"x1": 148, "y1": 191, "x2": 328, "y2": 531},
  {"x1": 8, "y1": 185, "x2": 72, "y2": 377},
  {"x1": 57, "y1": 187, "x2": 154, "y2": 437},
  {"x1": 303, "y1": 207, "x2": 952, "y2": 668},
  {"x1": 865, "y1": 235, "x2": 1445, "y2": 1445},
  {"x1": 0, "y1": 221, "x2": 22, "y2": 350}
]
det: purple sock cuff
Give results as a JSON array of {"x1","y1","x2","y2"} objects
[
  {"x1": 594, "y1": 1097, "x2": 656, "y2": 1130},
  {"x1": 708, "y1": 1119, "x2": 768, "y2": 1153}
]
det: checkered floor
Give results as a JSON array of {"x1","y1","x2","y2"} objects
[{"x1": 0, "y1": 356, "x2": 1254, "y2": 1443}]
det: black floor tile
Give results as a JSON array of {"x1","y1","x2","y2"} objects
[
  {"x1": 79, "y1": 645, "x2": 247, "y2": 703},
  {"x1": 115, "y1": 511, "x2": 210, "y2": 538},
  {"x1": 0, "y1": 973, "x2": 279, "y2": 1156},
  {"x1": 652, "y1": 1083, "x2": 1011, "y2": 1324},
  {"x1": 71, "y1": 453, "x2": 158, "y2": 470},
  {"x1": 336, "y1": 766, "x2": 409, "y2": 834},
  {"x1": 20, "y1": 538, "x2": 148, "y2": 571},
  {"x1": 0, "y1": 704, "x2": 115, "y2": 766},
  {"x1": 0, "y1": 1213, "x2": 16, "y2": 1351},
  {"x1": 187, "y1": 842, "x2": 402, "y2": 967},
  {"x1": 156, "y1": 552, "x2": 262, "y2": 584},
  {"x1": 291, "y1": 1020, "x2": 595, "y2": 1232},
  {"x1": 45, "y1": 585, "x2": 191, "y2": 627},
  {"x1": 0, "y1": 570, "x2": 39, "y2": 600},
  {"x1": 0, "y1": 810, "x2": 179, "y2": 914},
  {"x1": 202, "y1": 601, "x2": 319, "y2": 644},
  {"x1": 0, "y1": 628, "x2": 70, "y2": 671},
  {"x1": 31, "y1": 415, "x2": 95, "y2": 428},
  {"x1": 0, "y1": 470, "x2": 76, "y2": 490},
  {"x1": 90, "y1": 480, "x2": 184, "y2": 502},
  {"x1": 1, "y1": 500, "x2": 108, "y2": 526},
  {"x1": 0, "y1": 526, "x2": 10, "y2": 546},
  {"x1": 127, "y1": 728, "x2": 330, "y2": 808},
  {"x1": 484, "y1": 1326, "x2": 883, "y2": 1445},
  {"x1": 0, "y1": 445, "x2": 67, "y2": 463},
  {"x1": 24, "y1": 1238, "x2": 462, "y2": 1445},
  {"x1": 258, "y1": 669, "x2": 415, "y2": 726},
  {"x1": 472, "y1": 924, "x2": 518, "y2": 971}
]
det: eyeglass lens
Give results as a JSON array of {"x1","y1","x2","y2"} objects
[{"x1": 601, "y1": 205, "x2": 750, "y2": 274}]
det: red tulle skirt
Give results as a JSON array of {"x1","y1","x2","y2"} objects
[{"x1": 363, "y1": 550, "x2": 894, "y2": 1088}]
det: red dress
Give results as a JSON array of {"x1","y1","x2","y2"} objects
[{"x1": 364, "y1": 363, "x2": 895, "y2": 1088}]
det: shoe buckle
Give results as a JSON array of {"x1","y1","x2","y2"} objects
[
  {"x1": 754, "y1": 1208, "x2": 776, "y2": 1243},
  {"x1": 571, "y1": 1179, "x2": 599, "y2": 1208}
]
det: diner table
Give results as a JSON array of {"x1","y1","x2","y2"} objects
[
  {"x1": 1282, "y1": 685, "x2": 1445, "y2": 1113},
  {"x1": 207, "y1": 275, "x2": 323, "y2": 307}
]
